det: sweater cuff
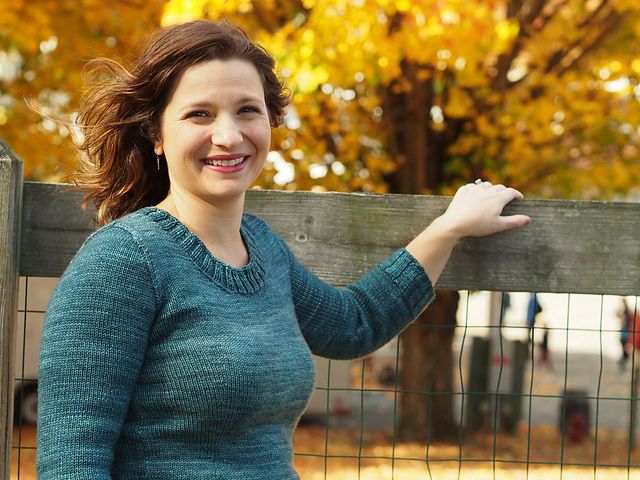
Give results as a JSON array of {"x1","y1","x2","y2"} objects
[{"x1": 380, "y1": 248, "x2": 435, "y2": 317}]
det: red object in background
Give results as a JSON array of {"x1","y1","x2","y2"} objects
[
  {"x1": 565, "y1": 411, "x2": 588, "y2": 442},
  {"x1": 560, "y1": 390, "x2": 590, "y2": 443},
  {"x1": 629, "y1": 314, "x2": 640, "y2": 351}
]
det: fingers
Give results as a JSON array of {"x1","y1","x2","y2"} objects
[
  {"x1": 472, "y1": 180, "x2": 511, "y2": 193},
  {"x1": 465, "y1": 180, "x2": 529, "y2": 234},
  {"x1": 497, "y1": 186, "x2": 524, "y2": 202},
  {"x1": 473, "y1": 180, "x2": 521, "y2": 197},
  {"x1": 472, "y1": 179, "x2": 492, "y2": 188},
  {"x1": 468, "y1": 181, "x2": 524, "y2": 202},
  {"x1": 498, "y1": 214, "x2": 531, "y2": 231}
]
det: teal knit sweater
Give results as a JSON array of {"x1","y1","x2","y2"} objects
[{"x1": 37, "y1": 207, "x2": 433, "y2": 479}]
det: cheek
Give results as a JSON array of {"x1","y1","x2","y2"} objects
[
  {"x1": 163, "y1": 126, "x2": 207, "y2": 156},
  {"x1": 254, "y1": 123, "x2": 272, "y2": 150}
]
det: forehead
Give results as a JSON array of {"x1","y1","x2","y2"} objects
[{"x1": 168, "y1": 59, "x2": 265, "y2": 104}]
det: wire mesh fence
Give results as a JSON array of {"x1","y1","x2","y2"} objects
[
  {"x1": 289, "y1": 291, "x2": 640, "y2": 479},
  {"x1": 11, "y1": 277, "x2": 53, "y2": 479},
  {"x1": 11, "y1": 284, "x2": 640, "y2": 479}
]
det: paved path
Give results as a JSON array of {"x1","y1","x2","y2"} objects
[
  {"x1": 324, "y1": 341, "x2": 639, "y2": 435},
  {"x1": 520, "y1": 350, "x2": 638, "y2": 433}
]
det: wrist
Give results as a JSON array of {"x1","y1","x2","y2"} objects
[
  {"x1": 405, "y1": 215, "x2": 461, "y2": 286},
  {"x1": 427, "y1": 214, "x2": 464, "y2": 246}
]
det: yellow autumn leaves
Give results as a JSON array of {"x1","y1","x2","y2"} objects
[{"x1": 2, "y1": 0, "x2": 640, "y2": 198}]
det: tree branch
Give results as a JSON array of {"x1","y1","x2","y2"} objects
[
  {"x1": 529, "y1": 0, "x2": 568, "y2": 33},
  {"x1": 491, "y1": 0, "x2": 556, "y2": 92},
  {"x1": 555, "y1": 10, "x2": 622, "y2": 77},
  {"x1": 251, "y1": 1, "x2": 279, "y2": 33},
  {"x1": 491, "y1": 0, "x2": 530, "y2": 92},
  {"x1": 507, "y1": 0, "x2": 525, "y2": 18},
  {"x1": 522, "y1": 0, "x2": 547, "y2": 25},
  {"x1": 492, "y1": 42, "x2": 524, "y2": 92},
  {"x1": 544, "y1": 3, "x2": 616, "y2": 74},
  {"x1": 578, "y1": 0, "x2": 609, "y2": 29},
  {"x1": 250, "y1": 0, "x2": 310, "y2": 34}
]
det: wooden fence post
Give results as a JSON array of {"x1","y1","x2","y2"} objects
[{"x1": 0, "y1": 139, "x2": 23, "y2": 479}]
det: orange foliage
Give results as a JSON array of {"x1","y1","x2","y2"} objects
[
  {"x1": 2, "y1": 1, "x2": 640, "y2": 199},
  {"x1": 0, "y1": 0, "x2": 165, "y2": 180}
]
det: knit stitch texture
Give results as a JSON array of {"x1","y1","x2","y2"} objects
[{"x1": 37, "y1": 207, "x2": 434, "y2": 479}]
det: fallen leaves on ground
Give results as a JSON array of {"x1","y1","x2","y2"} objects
[
  {"x1": 12, "y1": 424, "x2": 640, "y2": 479},
  {"x1": 293, "y1": 423, "x2": 640, "y2": 479}
]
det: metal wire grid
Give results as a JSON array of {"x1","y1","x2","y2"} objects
[
  {"x1": 12, "y1": 276, "x2": 44, "y2": 479},
  {"x1": 10, "y1": 287, "x2": 640, "y2": 479},
  {"x1": 293, "y1": 291, "x2": 640, "y2": 479}
]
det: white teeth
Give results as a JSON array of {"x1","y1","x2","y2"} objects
[{"x1": 204, "y1": 156, "x2": 246, "y2": 167}]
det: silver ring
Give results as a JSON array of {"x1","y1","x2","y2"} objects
[{"x1": 474, "y1": 179, "x2": 482, "y2": 185}]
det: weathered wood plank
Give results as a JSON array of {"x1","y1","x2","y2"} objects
[
  {"x1": 20, "y1": 183, "x2": 93, "y2": 278},
  {"x1": 0, "y1": 140, "x2": 23, "y2": 480},
  {"x1": 20, "y1": 182, "x2": 640, "y2": 296}
]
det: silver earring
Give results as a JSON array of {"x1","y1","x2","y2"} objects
[{"x1": 156, "y1": 155, "x2": 160, "y2": 171}]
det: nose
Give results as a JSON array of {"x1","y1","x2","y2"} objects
[{"x1": 210, "y1": 115, "x2": 243, "y2": 148}]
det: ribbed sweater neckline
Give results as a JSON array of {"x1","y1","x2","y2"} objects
[{"x1": 137, "y1": 207, "x2": 266, "y2": 295}]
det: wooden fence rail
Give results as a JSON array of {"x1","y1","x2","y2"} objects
[
  {"x1": 18, "y1": 182, "x2": 640, "y2": 295},
  {"x1": 2, "y1": 139, "x2": 640, "y2": 477}
]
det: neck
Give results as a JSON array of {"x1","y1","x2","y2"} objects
[{"x1": 155, "y1": 191, "x2": 248, "y2": 267}]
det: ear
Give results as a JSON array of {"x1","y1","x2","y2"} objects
[{"x1": 153, "y1": 139, "x2": 163, "y2": 156}]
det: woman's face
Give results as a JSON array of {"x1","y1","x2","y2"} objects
[{"x1": 154, "y1": 59, "x2": 271, "y2": 206}]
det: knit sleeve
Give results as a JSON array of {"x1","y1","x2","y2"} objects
[
  {"x1": 277, "y1": 236, "x2": 435, "y2": 360},
  {"x1": 37, "y1": 224, "x2": 158, "y2": 479}
]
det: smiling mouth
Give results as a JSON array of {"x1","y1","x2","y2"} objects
[{"x1": 203, "y1": 156, "x2": 248, "y2": 167}]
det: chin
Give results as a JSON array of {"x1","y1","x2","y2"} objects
[{"x1": 201, "y1": 187, "x2": 249, "y2": 204}]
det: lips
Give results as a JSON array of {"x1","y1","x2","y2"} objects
[
  {"x1": 202, "y1": 154, "x2": 249, "y2": 172},
  {"x1": 203, "y1": 154, "x2": 247, "y2": 167}
]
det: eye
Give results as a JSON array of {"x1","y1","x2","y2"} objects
[
  {"x1": 185, "y1": 110, "x2": 209, "y2": 119},
  {"x1": 239, "y1": 105, "x2": 262, "y2": 115}
]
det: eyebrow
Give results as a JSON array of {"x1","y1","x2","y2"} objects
[{"x1": 178, "y1": 96, "x2": 266, "y2": 112}]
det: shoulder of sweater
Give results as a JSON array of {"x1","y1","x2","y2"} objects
[
  {"x1": 85, "y1": 213, "x2": 143, "y2": 244},
  {"x1": 75, "y1": 215, "x2": 153, "y2": 267},
  {"x1": 242, "y1": 211, "x2": 267, "y2": 228},
  {"x1": 242, "y1": 212, "x2": 279, "y2": 238},
  {"x1": 83, "y1": 220, "x2": 136, "y2": 248},
  {"x1": 242, "y1": 212, "x2": 293, "y2": 263},
  {"x1": 59, "y1": 214, "x2": 160, "y2": 304}
]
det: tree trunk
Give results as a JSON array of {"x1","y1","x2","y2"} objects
[
  {"x1": 398, "y1": 290, "x2": 459, "y2": 442},
  {"x1": 382, "y1": 61, "x2": 462, "y2": 441}
]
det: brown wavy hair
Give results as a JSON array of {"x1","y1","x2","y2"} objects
[{"x1": 75, "y1": 20, "x2": 290, "y2": 225}]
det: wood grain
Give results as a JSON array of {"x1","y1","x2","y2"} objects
[
  {"x1": 0, "y1": 141, "x2": 23, "y2": 480},
  {"x1": 19, "y1": 183, "x2": 640, "y2": 296}
]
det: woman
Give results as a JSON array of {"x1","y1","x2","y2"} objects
[{"x1": 37, "y1": 19, "x2": 530, "y2": 478}]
